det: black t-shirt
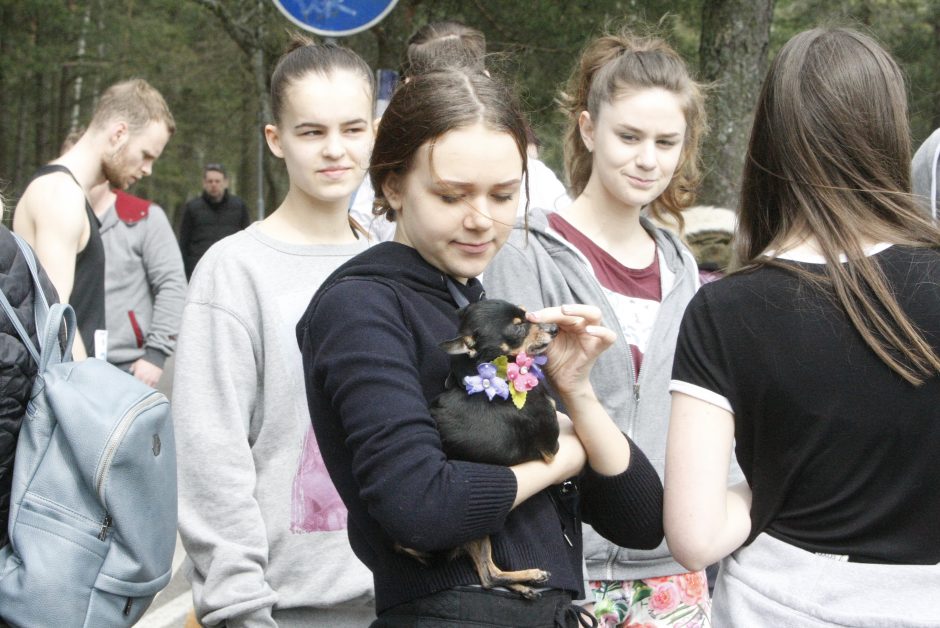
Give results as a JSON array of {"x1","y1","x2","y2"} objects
[{"x1": 671, "y1": 245, "x2": 940, "y2": 564}]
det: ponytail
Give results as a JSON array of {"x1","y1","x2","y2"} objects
[{"x1": 561, "y1": 36, "x2": 630, "y2": 197}]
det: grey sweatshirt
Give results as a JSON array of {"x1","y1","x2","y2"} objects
[
  {"x1": 913, "y1": 128, "x2": 940, "y2": 219},
  {"x1": 97, "y1": 198, "x2": 186, "y2": 369},
  {"x1": 172, "y1": 224, "x2": 374, "y2": 627},
  {"x1": 484, "y1": 208, "x2": 740, "y2": 581}
]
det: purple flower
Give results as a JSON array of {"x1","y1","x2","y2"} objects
[
  {"x1": 531, "y1": 354, "x2": 548, "y2": 380},
  {"x1": 463, "y1": 362, "x2": 509, "y2": 401}
]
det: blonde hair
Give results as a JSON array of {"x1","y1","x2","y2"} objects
[
  {"x1": 90, "y1": 79, "x2": 175, "y2": 135},
  {"x1": 562, "y1": 28, "x2": 706, "y2": 229}
]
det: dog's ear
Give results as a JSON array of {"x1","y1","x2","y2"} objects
[{"x1": 440, "y1": 335, "x2": 476, "y2": 356}]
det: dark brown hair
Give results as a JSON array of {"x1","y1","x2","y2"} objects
[
  {"x1": 269, "y1": 34, "x2": 374, "y2": 126},
  {"x1": 269, "y1": 34, "x2": 374, "y2": 236},
  {"x1": 562, "y1": 28, "x2": 705, "y2": 229},
  {"x1": 404, "y1": 21, "x2": 486, "y2": 77},
  {"x1": 370, "y1": 69, "x2": 529, "y2": 223},
  {"x1": 738, "y1": 27, "x2": 940, "y2": 385}
]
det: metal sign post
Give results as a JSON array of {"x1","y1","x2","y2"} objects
[{"x1": 270, "y1": 0, "x2": 399, "y2": 37}]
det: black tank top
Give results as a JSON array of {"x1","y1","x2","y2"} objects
[{"x1": 27, "y1": 164, "x2": 105, "y2": 355}]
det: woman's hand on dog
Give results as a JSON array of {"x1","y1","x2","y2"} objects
[
  {"x1": 511, "y1": 415, "x2": 586, "y2": 507},
  {"x1": 525, "y1": 304, "x2": 615, "y2": 400}
]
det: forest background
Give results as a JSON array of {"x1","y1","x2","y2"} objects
[{"x1": 1, "y1": 0, "x2": 937, "y2": 226}]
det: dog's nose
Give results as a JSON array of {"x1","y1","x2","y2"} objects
[{"x1": 541, "y1": 323, "x2": 558, "y2": 337}]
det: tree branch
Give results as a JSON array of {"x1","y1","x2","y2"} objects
[{"x1": 190, "y1": 0, "x2": 257, "y2": 58}]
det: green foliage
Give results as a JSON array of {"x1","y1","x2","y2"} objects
[{"x1": 0, "y1": 0, "x2": 936, "y2": 224}]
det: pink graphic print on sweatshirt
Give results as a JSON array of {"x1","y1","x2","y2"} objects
[{"x1": 291, "y1": 425, "x2": 348, "y2": 532}]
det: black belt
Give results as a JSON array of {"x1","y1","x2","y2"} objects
[{"x1": 374, "y1": 586, "x2": 597, "y2": 627}]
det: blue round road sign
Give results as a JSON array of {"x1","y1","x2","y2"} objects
[{"x1": 271, "y1": 0, "x2": 399, "y2": 37}]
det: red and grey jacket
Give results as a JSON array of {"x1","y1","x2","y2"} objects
[{"x1": 96, "y1": 190, "x2": 187, "y2": 370}]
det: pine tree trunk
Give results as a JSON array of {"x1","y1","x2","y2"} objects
[
  {"x1": 698, "y1": 0, "x2": 775, "y2": 210},
  {"x1": 68, "y1": 2, "x2": 92, "y2": 135}
]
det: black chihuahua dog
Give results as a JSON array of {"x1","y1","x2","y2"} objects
[{"x1": 426, "y1": 299, "x2": 561, "y2": 597}]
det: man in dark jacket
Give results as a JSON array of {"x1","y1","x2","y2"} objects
[
  {"x1": 177, "y1": 163, "x2": 251, "y2": 279},
  {"x1": 0, "y1": 224, "x2": 57, "y2": 550}
]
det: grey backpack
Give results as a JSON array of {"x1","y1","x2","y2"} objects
[{"x1": 0, "y1": 234, "x2": 177, "y2": 627}]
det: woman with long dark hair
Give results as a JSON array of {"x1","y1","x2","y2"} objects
[{"x1": 665, "y1": 27, "x2": 940, "y2": 625}]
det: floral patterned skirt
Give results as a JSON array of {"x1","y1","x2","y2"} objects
[{"x1": 588, "y1": 571, "x2": 711, "y2": 627}]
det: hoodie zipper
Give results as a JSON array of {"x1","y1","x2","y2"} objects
[
  {"x1": 625, "y1": 241, "x2": 698, "y2": 435},
  {"x1": 523, "y1": 214, "x2": 696, "y2": 579}
]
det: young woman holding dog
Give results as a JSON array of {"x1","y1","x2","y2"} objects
[
  {"x1": 664, "y1": 28, "x2": 940, "y2": 625},
  {"x1": 297, "y1": 68, "x2": 665, "y2": 627},
  {"x1": 483, "y1": 30, "x2": 720, "y2": 626},
  {"x1": 172, "y1": 38, "x2": 375, "y2": 626}
]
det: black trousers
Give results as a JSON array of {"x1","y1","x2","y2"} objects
[{"x1": 371, "y1": 586, "x2": 597, "y2": 628}]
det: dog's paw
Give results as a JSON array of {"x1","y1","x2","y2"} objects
[
  {"x1": 508, "y1": 583, "x2": 541, "y2": 599},
  {"x1": 394, "y1": 543, "x2": 432, "y2": 565}
]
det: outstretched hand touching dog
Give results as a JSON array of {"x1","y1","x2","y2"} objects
[
  {"x1": 526, "y1": 304, "x2": 615, "y2": 398},
  {"x1": 526, "y1": 304, "x2": 632, "y2": 478}
]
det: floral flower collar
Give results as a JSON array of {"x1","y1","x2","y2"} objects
[{"x1": 463, "y1": 351, "x2": 547, "y2": 409}]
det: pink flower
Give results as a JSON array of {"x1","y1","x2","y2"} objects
[
  {"x1": 677, "y1": 571, "x2": 707, "y2": 605},
  {"x1": 648, "y1": 582, "x2": 681, "y2": 615},
  {"x1": 507, "y1": 351, "x2": 540, "y2": 392},
  {"x1": 643, "y1": 575, "x2": 672, "y2": 586}
]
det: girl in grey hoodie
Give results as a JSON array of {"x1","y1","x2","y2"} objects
[{"x1": 485, "y1": 29, "x2": 718, "y2": 627}]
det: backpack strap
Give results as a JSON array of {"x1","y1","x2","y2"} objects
[
  {"x1": 37, "y1": 303, "x2": 76, "y2": 371},
  {"x1": 6, "y1": 233, "x2": 74, "y2": 369},
  {"x1": 0, "y1": 282, "x2": 41, "y2": 365},
  {"x1": 10, "y1": 232, "x2": 50, "y2": 331},
  {"x1": 0, "y1": 233, "x2": 54, "y2": 365}
]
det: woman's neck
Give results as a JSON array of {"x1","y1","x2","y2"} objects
[
  {"x1": 559, "y1": 180, "x2": 655, "y2": 269},
  {"x1": 773, "y1": 233, "x2": 885, "y2": 261},
  {"x1": 258, "y1": 188, "x2": 358, "y2": 246}
]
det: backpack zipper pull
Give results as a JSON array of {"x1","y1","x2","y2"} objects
[{"x1": 98, "y1": 514, "x2": 112, "y2": 540}]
